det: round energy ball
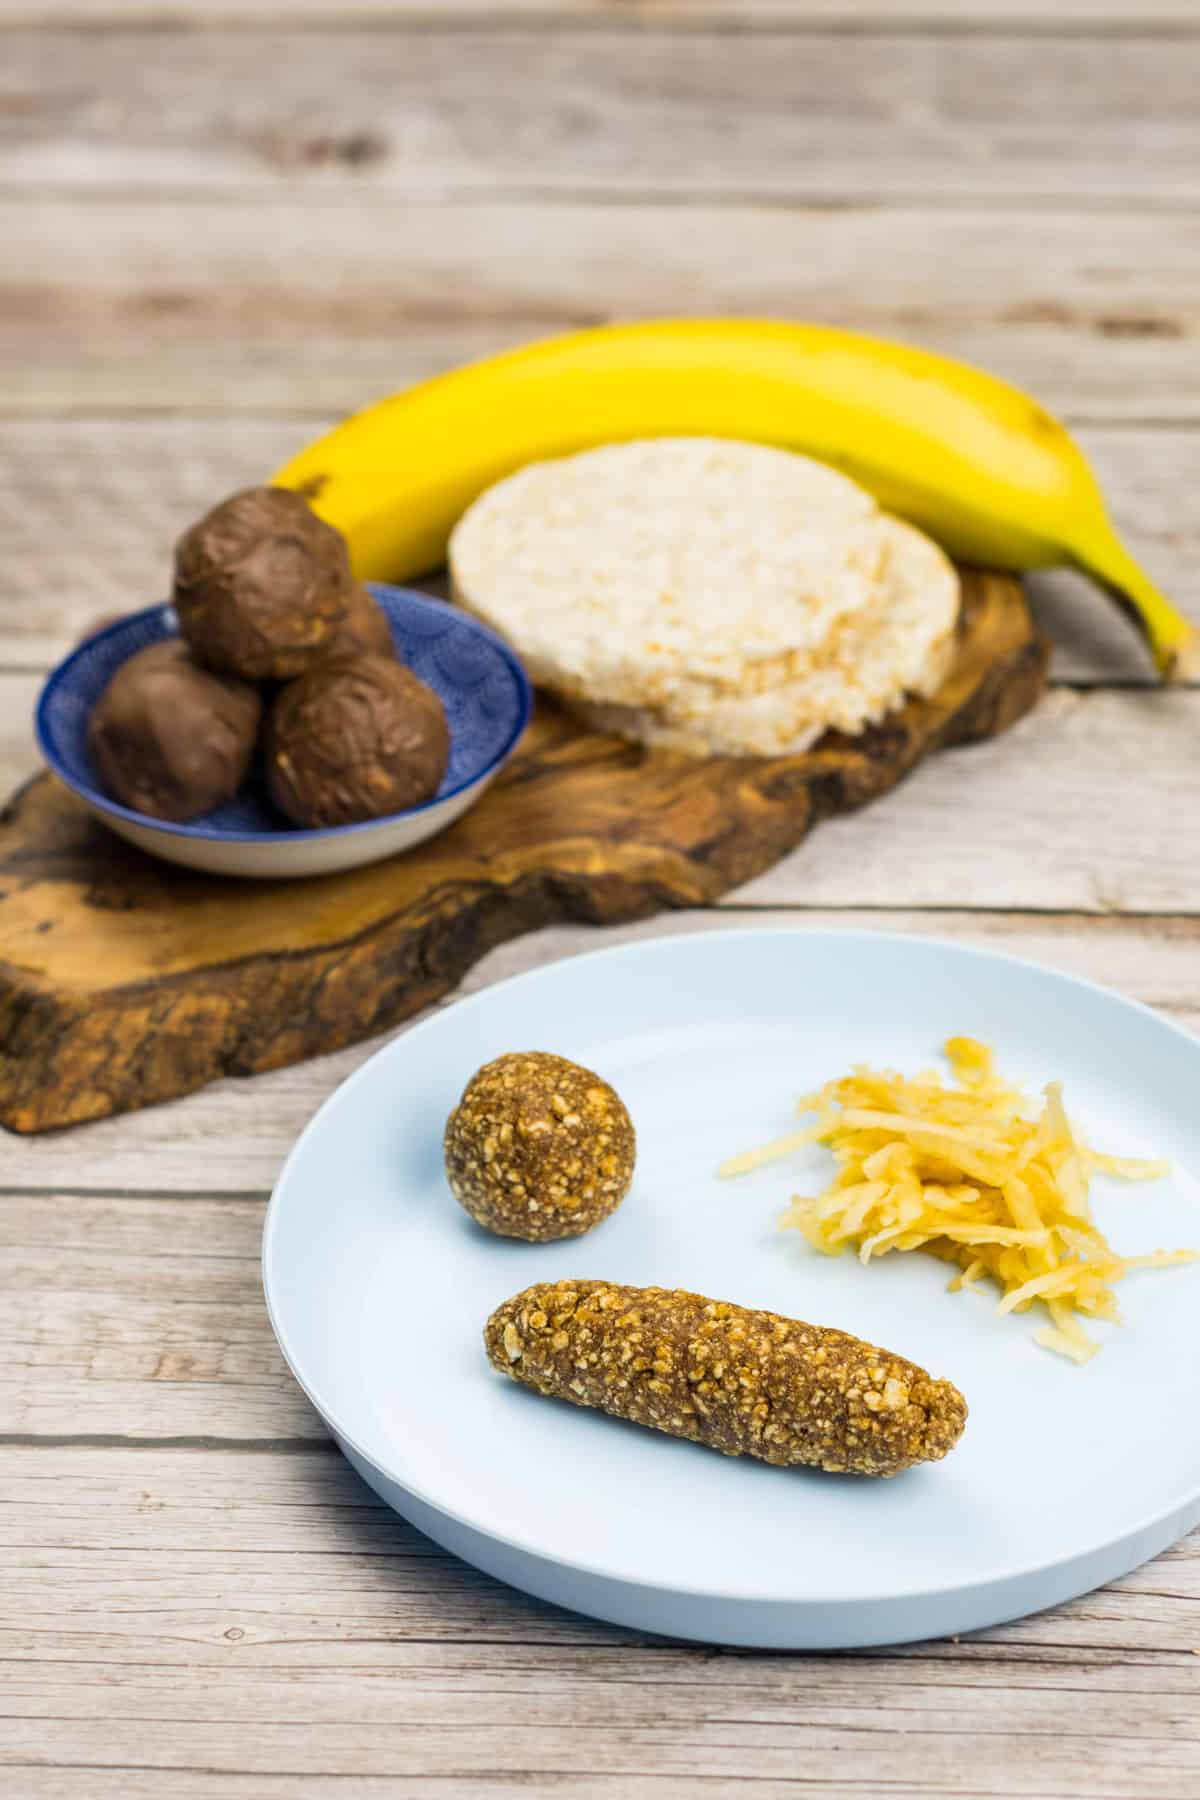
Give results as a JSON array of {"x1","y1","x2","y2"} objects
[
  {"x1": 174, "y1": 486, "x2": 353, "y2": 681},
  {"x1": 88, "y1": 639, "x2": 262, "y2": 822},
  {"x1": 320, "y1": 585, "x2": 395, "y2": 666},
  {"x1": 444, "y1": 1051, "x2": 636, "y2": 1242},
  {"x1": 265, "y1": 653, "x2": 449, "y2": 828}
]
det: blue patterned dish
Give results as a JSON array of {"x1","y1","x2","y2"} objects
[{"x1": 36, "y1": 585, "x2": 532, "y2": 878}]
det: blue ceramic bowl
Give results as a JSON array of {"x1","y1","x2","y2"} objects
[{"x1": 36, "y1": 585, "x2": 532, "y2": 878}]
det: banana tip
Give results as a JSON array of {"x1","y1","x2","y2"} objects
[{"x1": 1163, "y1": 628, "x2": 1200, "y2": 683}]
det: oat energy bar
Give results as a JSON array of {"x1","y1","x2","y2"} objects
[{"x1": 485, "y1": 1280, "x2": 967, "y2": 1477}]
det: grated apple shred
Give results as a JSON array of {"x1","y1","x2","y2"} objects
[{"x1": 719, "y1": 1038, "x2": 1193, "y2": 1363}]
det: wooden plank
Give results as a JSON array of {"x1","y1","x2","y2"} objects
[
  {"x1": 1, "y1": 418, "x2": 1194, "y2": 680},
  {"x1": 0, "y1": 1192, "x2": 321, "y2": 1439},
  {"x1": 0, "y1": 1781, "x2": 1193, "y2": 1800},
  {"x1": 737, "y1": 687, "x2": 1192, "y2": 909},
  {"x1": 0, "y1": 1782, "x2": 625, "y2": 1800},
  {"x1": 0, "y1": 1458, "x2": 1197, "y2": 1677},
  {"x1": 1, "y1": 908, "x2": 1196, "y2": 1192},
  {"x1": 0, "y1": 671, "x2": 40, "y2": 783},
  {"x1": 4, "y1": 202, "x2": 1199, "y2": 420},
  {"x1": 0, "y1": 1781, "x2": 961, "y2": 1800},
  {"x1": 0, "y1": 1729, "x2": 1193, "y2": 1796},
  {"x1": 24, "y1": 1452, "x2": 1195, "y2": 1630},
  {"x1": 2, "y1": 3, "x2": 1198, "y2": 27},
  {"x1": 0, "y1": 1647, "x2": 1197, "y2": 1791},
  {"x1": 7, "y1": 1644, "x2": 1200, "y2": 1723},
  {"x1": 3, "y1": 679, "x2": 1193, "y2": 920},
  {"x1": 2, "y1": 1453, "x2": 1199, "y2": 1787},
  {"x1": 6, "y1": 28, "x2": 1200, "y2": 204},
  {"x1": 0, "y1": 419, "x2": 309, "y2": 669}
]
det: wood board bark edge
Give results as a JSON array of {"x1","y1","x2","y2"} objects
[{"x1": 0, "y1": 571, "x2": 1046, "y2": 1133}]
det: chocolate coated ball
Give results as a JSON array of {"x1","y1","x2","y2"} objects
[
  {"x1": 320, "y1": 585, "x2": 395, "y2": 665},
  {"x1": 265, "y1": 653, "x2": 450, "y2": 828},
  {"x1": 174, "y1": 486, "x2": 352, "y2": 681},
  {"x1": 88, "y1": 639, "x2": 262, "y2": 823}
]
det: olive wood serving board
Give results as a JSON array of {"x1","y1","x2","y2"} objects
[{"x1": 0, "y1": 571, "x2": 1045, "y2": 1133}]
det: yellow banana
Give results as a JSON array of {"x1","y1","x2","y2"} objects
[{"x1": 273, "y1": 319, "x2": 1196, "y2": 679}]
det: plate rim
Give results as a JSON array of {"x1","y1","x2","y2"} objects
[{"x1": 262, "y1": 923, "x2": 1200, "y2": 1607}]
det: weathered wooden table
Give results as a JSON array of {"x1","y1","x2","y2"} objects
[{"x1": 2, "y1": 3, "x2": 1198, "y2": 1794}]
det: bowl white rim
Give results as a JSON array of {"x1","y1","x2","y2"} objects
[{"x1": 35, "y1": 585, "x2": 533, "y2": 845}]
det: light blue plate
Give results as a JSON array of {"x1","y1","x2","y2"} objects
[
  {"x1": 263, "y1": 928, "x2": 1200, "y2": 1647},
  {"x1": 36, "y1": 585, "x2": 531, "y2": 878}
]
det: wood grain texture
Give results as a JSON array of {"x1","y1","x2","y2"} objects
[
  {"x1": 2, "y1": 1193, "x2": 316, "y2": 1439},
  {"x1": 1, "y1": 1657, "x2": 1196, "y2": 1791},
  {"x1": 1, "y1": 1428, "x2": 1198, "y2": 1794},
  {"x1": 5, "y1": 201, "x2": 1199, "y2": 419},
  {"x1": 0, "y1": 671, "x2": 39, "y2": 781},
  {"x1": 6, "y1": 28, "x2": 1200, "y2": 203},
  {"x1": 2, "y1": 1683, "x2": 1195, "y2": 1792},
  {"x1": 1, "y1": 1775, "x2": 1194, "y2": 1800},
  {"x1": 736, "y1": 685, "x2": 1190, "y2": 910},
  {"x1": 2, "y1": 1445, "x2": 1197, "y2": 1650},
  {"x1": 3, "y1": 1399, "x2": 1200, "y2": 1790},
  {"x1": 0, "y1": 574, "x2": 1044, "y2": 1131},
  {"x1": 3, "y1": 1447, "x2": 1198, "y2": 1665},
  {"x1": 3, "y1": 2, "x2": 1198, "y2": 24},
  {"x1": 1, "y1": 418, "x2": 1193, "y2": 679},
  {"x1": 2, "y1": 908, "x2": 1196, "y2": 1195}
]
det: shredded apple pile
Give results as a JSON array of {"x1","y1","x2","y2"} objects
[{"x1": 721, "y1": 1038, "x2": 1194, "y2": 1363}]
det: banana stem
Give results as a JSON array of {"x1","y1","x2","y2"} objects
[{"x1": 1074, "y1": 529, "x2": 1199, "y2": 681}]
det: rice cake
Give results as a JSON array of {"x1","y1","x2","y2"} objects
[
  {"x1": 450, "y1": 439, "x2": 880, "y2": 690},
  {"x1": 449, "y1": 437, "x2": 959, "y2": 756},
  {"x1": 575, "y1": 518, "x2": 959, "y2": 756}
]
